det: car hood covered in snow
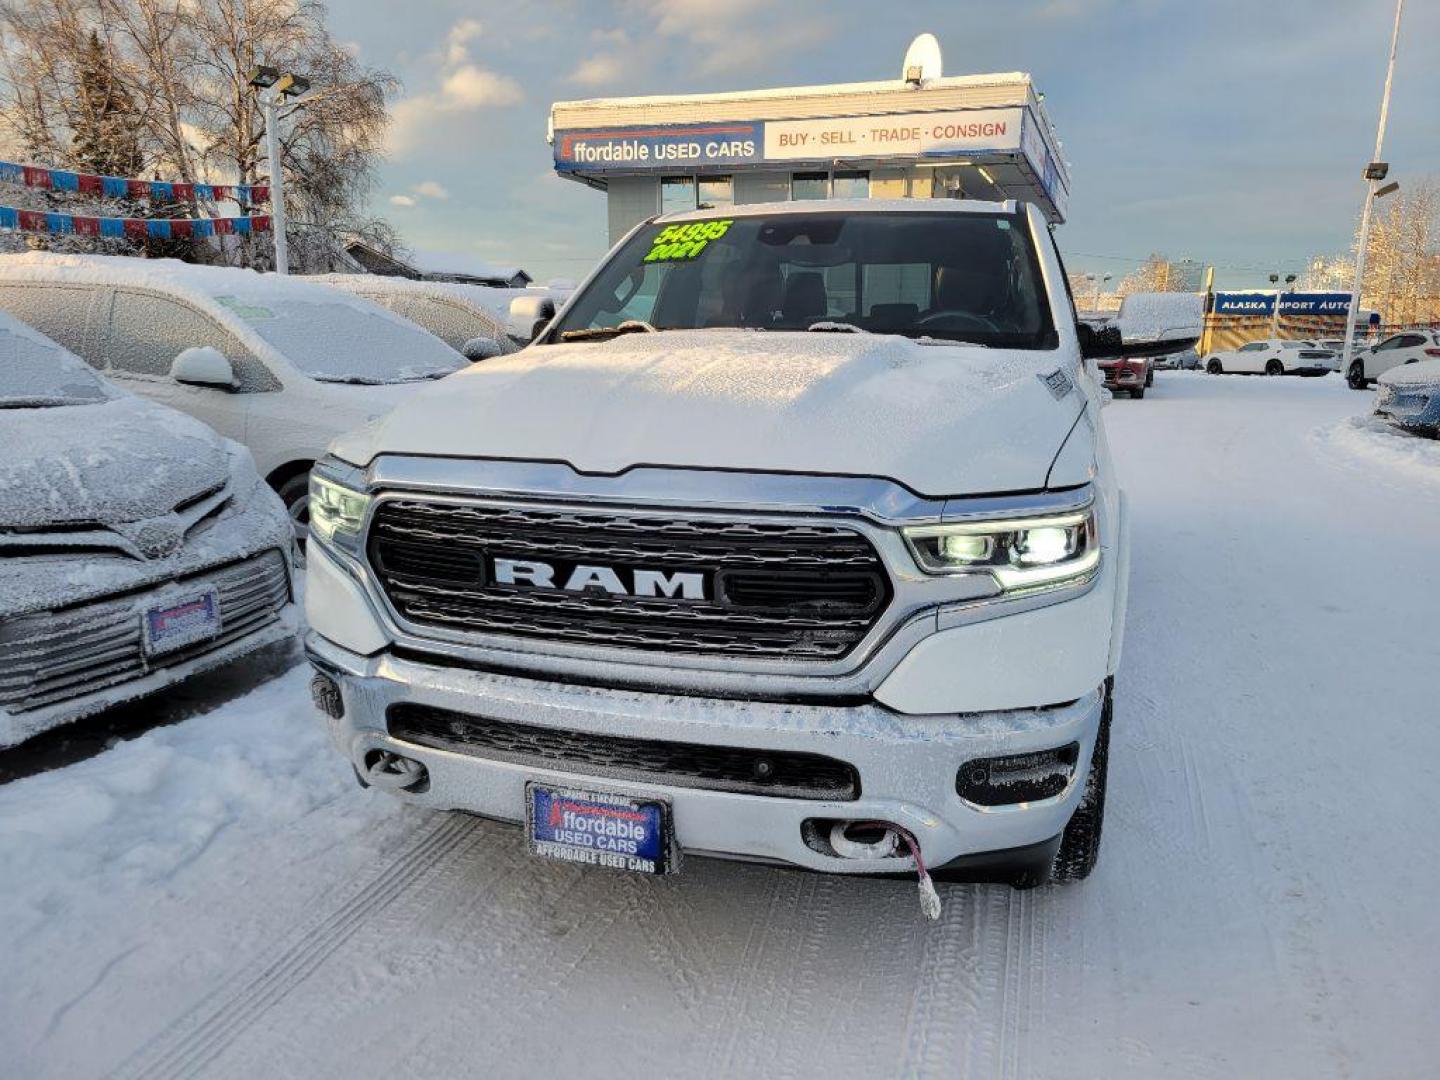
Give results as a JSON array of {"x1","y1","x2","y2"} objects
[
  {"x1": 1379, "y1": 358, "x2": 1440, "y2": 388},
  {"x1": 0, "y1": 394, "x2": 230, "y2": 528},
  {"x1": 331, "y1": 331, "x2": 1085, "y2": 496}
]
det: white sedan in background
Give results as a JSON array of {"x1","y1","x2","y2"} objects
[
  {"x1": 1344, "y1": 330, "x2": 1440, "y2": 390},
  {"x1": 1203, "y1": 339, "x2": 1337, "y2": 377}
]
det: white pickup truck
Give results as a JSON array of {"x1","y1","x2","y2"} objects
[{"x1": 304, "y1": 199, "x2": 1187, "y2": 901}]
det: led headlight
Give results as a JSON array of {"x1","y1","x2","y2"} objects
[
  {"x1": 309, "y1": 472, "x2": 370, "y2": 546},
  {"x1": 904, "y1": 508, "x2": 1099, "y2": 592}
]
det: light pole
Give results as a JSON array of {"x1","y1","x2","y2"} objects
[
  {"x1": 1092, "y1": 273, "x2": 1110, "y2": 311},
  {"x1": 1341, "y1": 0, "x2": 1405, "y2": 377},
  {"x1": 1269, "y1": 273, "x2": 1297, "y2": 337},
  {"x1": 248, "y1": 65, "x2": 311, "y2": 275}
]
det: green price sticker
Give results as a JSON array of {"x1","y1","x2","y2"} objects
[{"x1": 645, "y1": 219, "x2": 733, "y2": 263}]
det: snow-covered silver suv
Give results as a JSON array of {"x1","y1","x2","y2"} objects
[
  {"x1": 304, "y1": 201, "x2": 1187, "y2": 899},
  {"x1": 0, "y1": 311, "x2": 295, "y2": 747}
]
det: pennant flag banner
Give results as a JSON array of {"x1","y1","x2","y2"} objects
[
  {"x1": 0, "y1": 160, "x2": 268, "y2": 204},
  {"x1": 0, "y1": 206, "x2": 271, "y2": 237}
]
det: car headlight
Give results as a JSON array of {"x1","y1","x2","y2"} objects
[
  {"x1": 309, "y1": 472, "x2": 371, "y2": 547},
  {"x1": 903, "y1": 508, "x2": 1100, "y2": 592}
]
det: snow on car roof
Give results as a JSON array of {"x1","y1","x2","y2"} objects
[
  {"x1": 656, "y1": 197, "x2": 1020, "y2": 224},
  {"x1": 316, "y1": 273, "x2": 565, "y2": 323},
  {"x1": 1379, "y1": 357, "x2": 1440, "y2": 387}
]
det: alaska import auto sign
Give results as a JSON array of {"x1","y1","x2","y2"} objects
[{"x1": 1213, "y1": 292, "x2": 1354, "y2": 316}]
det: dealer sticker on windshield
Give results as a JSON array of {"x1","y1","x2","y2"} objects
[
  {"x1": 644, "y1": 219, "x2": 733, "y2": 263},
  {"x1": 527, "y1": 782, "x2": 672, "y2": 874}
]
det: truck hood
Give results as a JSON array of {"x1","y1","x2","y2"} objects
[
  {"x1": 332, "y1": 331, "x2": 1085, "y2": 497},
  {"x1": 0, "y1": 394, "x2": 230, "y2": 528}
]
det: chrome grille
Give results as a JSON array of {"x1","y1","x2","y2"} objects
[
  {"x1": 368, "y1": 500, "x2": 891, "y2": 661},
  {"x1": 0, "y1": 550, "x2": 290, "y2": 713}
]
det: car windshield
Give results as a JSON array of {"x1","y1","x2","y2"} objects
[
  {"x1": 0, "y1": 322, "x2": 112, "y2": 408},
  {"x1": 214, "y1": 296, "x2": 466, "y2": 384},
  {"x1": 551, "y1": 210, "x2": 1057, "y2": 350}
]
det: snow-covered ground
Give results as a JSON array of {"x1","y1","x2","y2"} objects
[{"x1": 2, "y1": 372, "x2": 1438, "y2": 1079}]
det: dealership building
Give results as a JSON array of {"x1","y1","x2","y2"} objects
[{"x1": 550, "y1": 55, "x2": 1070, "y2": 245}]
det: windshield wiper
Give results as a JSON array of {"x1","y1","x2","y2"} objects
[
  {"x1": 560, "y1": 319, "x2": 660, "y2": 342},
  {"x1": 806, "y1": 321, "x2": 869, "y2": 334},
  {"x1": 0, "y1": 396, "x2": 85, "y2": 408}
]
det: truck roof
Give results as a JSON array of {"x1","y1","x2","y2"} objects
[{"x1": 653, "y1": 197, "x2": 1021, "y2": 224}]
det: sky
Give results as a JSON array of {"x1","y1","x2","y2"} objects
[{"x1": 324, "y1": 0, "x2": 1440, "y2": 290}]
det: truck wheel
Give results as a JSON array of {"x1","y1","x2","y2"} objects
[
  {"x1": 1145, "y1": 367, "x2": 1154, "y2": 388},
  {"x1": 1265, "y1": 359, "x2": 1284, "y2": 376},
  {"x1": 1131, "y1": 384, "x2": 1145, "y2": 399},
  {"x1": 1207, "y1": 358, "x2": 1223, "y2": 375},
  {"x1": 276, "y1": 471, "x2": 311, "y2": 564},
  {"x1": 1347, "y1": 362, "x2": 1367, "y2": 390},
  {"x1": 1052, "y1": 683, "x2": 1112, "y2": 884}
]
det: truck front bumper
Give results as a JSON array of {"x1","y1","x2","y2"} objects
[{"x1": 306, "y1": 631, "x2": 1101, "y2": 881}]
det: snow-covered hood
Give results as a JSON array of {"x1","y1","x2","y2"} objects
[
  {"x1": 331, "y1": 331, "x2": 1085, "y2": 496},
  {"x1": 0, "y1": 394, "x2": 230, "y2": 529},
  {"x1": 1379, "y1": 358, "x2": 1440, "y2": 388}
]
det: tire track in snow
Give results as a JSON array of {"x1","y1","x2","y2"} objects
[{"x1": 106, "y1": 812, "x2": 472, "y2": 1080}]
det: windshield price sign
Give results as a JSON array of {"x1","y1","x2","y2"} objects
[{"x1": 645, "y1": 219, "x2": 733, "y2": 262}]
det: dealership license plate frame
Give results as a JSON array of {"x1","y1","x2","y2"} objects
[
  {"x1": 141, "y1": 588, "x2": 222, "y2": 657},
  {"x1": 526, "y1": 781, "x2": 675, "y2": 875}
]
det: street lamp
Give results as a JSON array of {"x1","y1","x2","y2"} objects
[
  {"x1": 1091, "y1": 273, "x2": 1110, "y2": 311},
  {"x1": 1269, "y1": 273, "x2": 1297, "y2": 337},
  {"x1": 1341, "y1": 0, "x2": 1405, "y2": 377},
  {"x1": 248, "y1": 65, "x2": 310, "y2": 274}
]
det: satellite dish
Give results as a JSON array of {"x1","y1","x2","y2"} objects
[{"x1": 902, "y1": 33, "x2": 943, "y2": 86}]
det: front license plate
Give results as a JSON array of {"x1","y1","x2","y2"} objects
[
  {"x1": 527, "y1": 783, "x2": 672, "y2": 875},
  {"x1": 142, "y1": 589, "x2": 221, "y2": 656}
]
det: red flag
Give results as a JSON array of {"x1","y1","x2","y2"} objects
[
  {"x1": 127, "y1": 179, "x2": 150, "y2": 198},
  {"x1": 170, "y1": 218, "x2": 193, "y2": 239},
  {"x1": 77, "y1": 173, "x2": 103, "y2": 195},
  {"x1": 22, "y1": 166, "x2": 51, "y2": 189},
  {"x1": 17, "y1": 209, "x2": 47, "y2": 231},
  {"x1": 212, "y1": 185, "x2": 231, "y2": 200},
  {"x1": 123, "y1": 218, "x2": 148, "y2": 240},
  {"x1": 252, "y1": 185, "x2": 270, "y2": 203},
  {"x1": 250, "y1": 215, "x2": 272, "y2": 233},
  {"x1": 173, "y1": 183, "x2": 194, "y2": 202},
  {"x1": 212, "y1": 217, "x2": 235, "y2": 235},
  {"x1": 72, "y1": 216, "x2": 101, "y2": 236}
]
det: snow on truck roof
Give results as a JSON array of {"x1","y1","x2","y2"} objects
[{"x1": 654, "y1": 197, "x2": 1021, "y2": 224}]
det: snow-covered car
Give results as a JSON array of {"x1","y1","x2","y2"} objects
[
  {"x1": 317, "y1": 274, "x2": 517, "y2": 361},
  {"x1": 1344, "y1": 330, "x2": 1440, "y2": 390},
  {"x1": 1151, "y1": 348, "x2": 1200, "y2": 371},
  {"x1": 0, "y1": 253, "x2": 466, "y2": 546},
  {"x1": 1204, "y1": 338, "x2": 1336, "y2": 376},
  {"x1": 304, "y1": 199, "x2": 1196, "y2": 901},
  {"x1": 0, "y1": 311, "x2": 295, "y2": 748},
  {"x1": 1374, "y1": 358, "x2": 1440, "y2": 436},
  {"x1": 1097, "y1": 354, "x2": 1153, "y2": 397}
]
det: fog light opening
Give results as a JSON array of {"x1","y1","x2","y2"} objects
[{"x1": 957, "y1": 743, "x2": 1080, "y2": 808}]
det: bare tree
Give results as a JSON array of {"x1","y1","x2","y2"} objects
[{"x1": 1117, "y1": 254, "x2": 1190, "y2": 297}]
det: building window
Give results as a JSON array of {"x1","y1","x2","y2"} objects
[
  {"x1": 832, "y1": 171, "x2": 870, "y2": 199},
  {"x1": 791, "y1": 172, "x2": 829, "y2": 200},
  {"x1": 697, "y1": 176, "x2": 734, "y2": 209},
  {"x1": 660, "y1": 176, "x2": 696, "y2": 214}
]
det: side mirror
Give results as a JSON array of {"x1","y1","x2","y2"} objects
[
  {"x1": 171, "y1": 346, "x2": 237, "y2": 389},
  {"x1": 507, "y1": 296, "x2": 556, "y2": 344},
  {"x1": 1078, "y1": 320, "x2": 1201, "y2": 361},
  {"x1": 461, "y1": 335, "x2": 505, "y2": 362}
]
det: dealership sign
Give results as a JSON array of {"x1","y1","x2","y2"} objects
[
  {"x1": 1213, "y1": 292, "x2": 1355, "y2": 316},
  {"x1": 554, "y1": 122, "x2": 763, "y2": 172},
  {"x1": 761, "y1": 107, "x2": 1022, "y2": 160}
]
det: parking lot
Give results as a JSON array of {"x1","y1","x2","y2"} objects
[{"x1": 2, "y1": 371, "x2": 1437, "y2": 1080}]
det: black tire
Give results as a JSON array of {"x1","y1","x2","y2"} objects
[
  {"x1": 1131, "y1": 384, "x2": 1145, "y2": 399},
  {"x1": 1145, "y1": 367, "x2": 1154, "y2": 388},
  {"x1": 1347, "y1": 362, "x2": 1368, "y2": 390},
  {"x1": 1052, "y1": 682, "x2": 1112, "y2": 884},
  {"x1": 1265, "y1": 359, "x2": 1284, "y2": 376},
  {"x1": 276, "y1": 471, "x2": 311, "y2": 562},
  {"x1": 1207, "y1": 358, "x2": 1223, "y2": 375}
]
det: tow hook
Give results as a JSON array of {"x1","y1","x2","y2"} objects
[
  {"x1": 830, "y1": 820, "x2": 942, "y2": 921},
  {"x1": 362, "y1": 750, "x2": 429, "y2": 793}
]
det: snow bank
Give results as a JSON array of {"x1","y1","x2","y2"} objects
[{"x1": 1312, "y1": 414, "x2": 1440, "y2": 486}]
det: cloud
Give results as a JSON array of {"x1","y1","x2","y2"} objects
[
  {"x1": 389, "y1": 194, "x2": 417, "y2": 207},
  {"x1": 411, "y1": 180, "x2": 449, "y2": 200},
  {"x1": 387, "y1": 18, "x2": 523, "y2": 153},
  {"x1": 568, "y1": 54, "x2": 627, "y2": 88},
  {"x1": 626, "y1": 0, "x2": 840, "y2": 75}
]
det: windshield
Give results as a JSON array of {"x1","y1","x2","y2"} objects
[
  {"x1": 0, "y1": 322, "x2": 112, "y2": 408},
  {"x1": 214, "y1": 296, "x2": 466, "y2": 383},
  {"x1": 551, "y1": 210, "x2": 1057, "y2": 350}
]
